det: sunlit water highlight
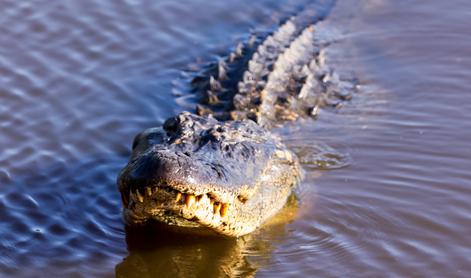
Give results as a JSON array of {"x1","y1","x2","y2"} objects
[{"x1": 1, "y1": 0, "x2": 470, "y2": 277}]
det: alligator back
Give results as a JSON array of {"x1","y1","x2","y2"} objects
[{"x1": 190, "y1": 0, "x2": 354, "y2": 128}]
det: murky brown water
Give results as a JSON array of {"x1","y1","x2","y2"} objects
[{"x1": 1, "y1": 0, "x2": 471, "y2": 277}]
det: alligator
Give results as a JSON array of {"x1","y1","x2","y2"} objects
[{"x1": 118, "y1": 1, "x2": 354, "y2": 237}]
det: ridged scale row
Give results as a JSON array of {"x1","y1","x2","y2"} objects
[{"x1": 193, "y1": 10, "x2": 355, "y2": 128}]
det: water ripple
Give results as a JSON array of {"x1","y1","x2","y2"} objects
[{"x1": 1, "y1": 0, "x2": 471, "y2": 277}]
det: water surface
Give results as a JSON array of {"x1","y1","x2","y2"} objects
[{"x1": 1, "y1": 0, "x2": 470, "y2": 277}]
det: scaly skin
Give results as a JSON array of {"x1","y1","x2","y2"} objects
[
  {"x1": 118, "y1": 1, "x2": 354, "y2": 236},
  {"x1": 118, "y1": 112, "x2": 300, "y2": 236}
]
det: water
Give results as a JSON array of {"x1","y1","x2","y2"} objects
[{"x1": 1, "y1": 0, "x2": 470, "y2": 277}]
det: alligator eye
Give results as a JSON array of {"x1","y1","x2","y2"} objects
[
  {"x1": 163, "y1": 117, "x2": 178, "y2": 132},
  {"x1": 131, "y1": 128, "x2": 164, "y2": 151}
]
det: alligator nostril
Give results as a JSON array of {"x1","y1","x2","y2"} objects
[{"x1": 126, "y1": 155, "x2": 159, "y2": 189}]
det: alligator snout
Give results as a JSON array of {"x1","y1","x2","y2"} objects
[{"x1": 119, "y1": 147, "x2": 235, "y2": 198}]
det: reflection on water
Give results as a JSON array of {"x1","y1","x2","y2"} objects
[
  {"x1": 1, "y1": 0, "x2": 471, "y2": 277},
  {"x1": 116, "y1": 198, "x2": 299, "y2": 278},
  {"x1": 117, "y1": 227, "x2": 260, "y2": 278}
]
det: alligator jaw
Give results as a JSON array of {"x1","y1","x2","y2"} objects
[{"x1": 122, "y1": 184, "x2": 235, "y2": 230}]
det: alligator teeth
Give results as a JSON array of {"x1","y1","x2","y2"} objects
[
  {"x1": 175, "y1": 192, "x2": 182, "y2": 203},
  {"x1": 220, "y1": 204, "x2": 229, "y2": 218},
  {"x1": 213, "y1": 202, "x2": 221, "y2": 214},
  {"x1": 199, "y1": 194, "x2": 209, "y2": 205},
  {"x1": 130, "y1": 190, "x2": 139, "y2": 203},
  {"x1": 136, "y1": 190, "x2": 144, "y2": 203},
  {"x1": 186, "y1": 194, "x2": 196, "y2": 208},
  {"x1": 146, "y1": 187, "x2": 152, "y2": 197}
]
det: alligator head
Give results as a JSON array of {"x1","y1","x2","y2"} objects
[{"x1": 117, "y1": 112, "x2": 301, "y2": 236}]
